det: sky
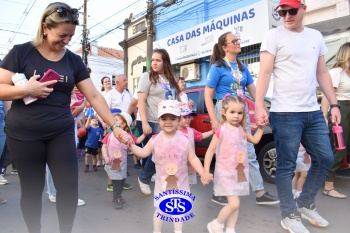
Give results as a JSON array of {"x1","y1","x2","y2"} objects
[{"x1": 0, "y1": 0, "x2": 147, "y2": 59}]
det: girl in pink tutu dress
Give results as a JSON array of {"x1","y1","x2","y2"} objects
[
  {"x1": 129, "y1": 100, "x2": 212, "y2": 233},
  {"x1": 203, "y1": 95, "x2": 264, "y2": 233}
]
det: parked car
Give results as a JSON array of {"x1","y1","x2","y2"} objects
[{"x1": 184, "y1": 86, "x2": 276, "y2": 184}]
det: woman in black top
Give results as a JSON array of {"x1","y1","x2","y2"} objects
[{"x1": 0, "y1": 2, "x2": 128, "y2": 233}]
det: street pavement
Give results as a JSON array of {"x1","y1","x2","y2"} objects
[{"x1": 1, "y1": 155, "x2": 349, "y2": 233}]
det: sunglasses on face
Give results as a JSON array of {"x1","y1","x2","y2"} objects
[
  {"x1": 45, "y1": 7, "x2": 79, "y2": 21},
  {"x1": 278, "y1": 7, "x2": 301, "y2": 17},
  {"x1": 227, "y1": 38, "x2": 240, "y2": 45}
]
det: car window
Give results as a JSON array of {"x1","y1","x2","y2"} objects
[{"x1": 186, "y1": 92, "x2": 199, "y2": 112}]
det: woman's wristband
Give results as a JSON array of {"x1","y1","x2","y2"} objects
[{"x1": 110, "y1": 122, "x2": 120, "y2": 131}]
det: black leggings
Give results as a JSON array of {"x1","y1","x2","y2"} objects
[
  {"x1": 7, "y1": 134, "x2": 78, "y2": 233},
  {"x1": 112, "y1": 179, "x2": 125, "y2": 200}
]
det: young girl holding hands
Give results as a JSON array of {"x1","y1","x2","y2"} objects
[
  {"x1": 178, "y1": 103, "x2": 213, "y2": 184},
  {"x1": 101, "y1": 112, "x2": 145, "y2": 209},
  {"x1": 204, "y1": 95, "x2": 264, "y2": 233},
  {"x1": 129, "y1": 100, "x2": 212, "y2": 233}
]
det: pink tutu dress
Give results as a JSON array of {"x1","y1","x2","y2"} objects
[
  {"x1": 214, "y1": 123, "x2": 249, "y2": 196},
  {"x1": 103, "y1": 133, "x2": 128, "y2": 180},
  {"x1": 153, "y1": 130, "x2": 190, "y2": 207}
]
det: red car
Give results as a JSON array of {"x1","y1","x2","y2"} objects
[{"x1": 184, "y1": 86, "x2": 276, "y2": 183}]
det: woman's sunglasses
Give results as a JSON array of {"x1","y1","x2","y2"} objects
[
  {"x1": 44, "y1": 7, "x2": 79, "y2": 21},
  {"x1": 278, "y1": 7, "x2": 302, "y2": 17}
]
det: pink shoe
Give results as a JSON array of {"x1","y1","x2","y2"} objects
[{"x1": 207, "y1": 219, "x2": 224, "y2": 233}]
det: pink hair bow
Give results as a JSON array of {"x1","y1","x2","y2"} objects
[{"x1": 222, "y1": 93, "x2": 231, "y2": 101}]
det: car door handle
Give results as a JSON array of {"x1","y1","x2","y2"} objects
[{"x1": 203, "y1": 119, "x2": 211, "y2": 123}]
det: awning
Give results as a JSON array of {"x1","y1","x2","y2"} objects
[{"x1": 306, "y1": 15, "x2": 350, "y2": 35}]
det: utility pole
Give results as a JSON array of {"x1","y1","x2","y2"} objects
[
  {"x1": 146, "y1": 0, "x2": 177, "y2": 71},
  {"x1": 146, "y1": 0, "x2": 154, "y2": 71},
  {"x1": 82, "y1": 0, "x2": 88, "y2": 65}
]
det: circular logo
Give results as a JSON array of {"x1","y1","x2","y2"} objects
[{"x1": 159, "y1": 197, "x2": 192, "y2": 215}]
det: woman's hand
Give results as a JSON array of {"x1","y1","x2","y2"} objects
[
  {"x1": 26, "y1": 74, "x2": 57, "y2": 99},
  {"x1": 142, "y1": 122, "x2": 152, "y2": 135}
]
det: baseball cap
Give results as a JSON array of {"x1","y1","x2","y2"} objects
[
  {"x1": 111, "y1": 108, "x2": 121, "y2": 116},
  {"x1": 157, "y1": 100, "x2": 181, "y2": 118},
  {"x1": 275, "y1": 0, "x2": 305, "y2": 10},
  {"x1": 118, "y1": 112, "x2": 132, "y2": 127},
  {"x1": 179, "y1": 103, "x2": 197, "y2": 117}
]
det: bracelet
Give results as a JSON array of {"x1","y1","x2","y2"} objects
[
  {"x1": 110, "y1": 122, "x2": 120, "y2": 131},
  {"x1": 330, "y1": 104, "x2": 340, "y2": 109}
]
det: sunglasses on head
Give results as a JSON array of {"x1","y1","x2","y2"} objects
[
  {"x1": 45, "y1": 7, "x2": 79, "y2": 21},
  {"x1": 278, "y1": 6, "x2": 302, "y2": 17}
]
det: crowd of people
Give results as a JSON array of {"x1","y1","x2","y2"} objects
[{"x1": 0, "y1": 1, "x2": 349, "y2": 233}]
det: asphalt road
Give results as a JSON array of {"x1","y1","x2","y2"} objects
[{"x1": 1, "y1": 155, "x2": 349, "y2": 233}]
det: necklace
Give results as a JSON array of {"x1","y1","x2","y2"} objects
[{"x1": 224, "y1": 57, "x2": 243, "y2": 96}]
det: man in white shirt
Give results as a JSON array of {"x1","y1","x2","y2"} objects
[
  {"x1": 255, "y1": 1, "x2": 341, "y2": 233},
  {"x1": 105, "y1": 75, "x2": 133, "y2": 112}
]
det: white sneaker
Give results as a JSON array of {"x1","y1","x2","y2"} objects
[
  {"x1": 0, "y1": 175, "x2": 8, "y2": 185},
  {"x1": 138, "y1": 177, "x2": 151, "y2": 195},
  {"x1": 297, "y1": 203, "x2": 329, "y2": 227},
  {"x1": 78, "y1": 198, "x2": 85, "y2": 207},
  {"x1": 49, "y1": 195, "x2": 56, "y2": 203},
  {"x1": 151, "y1": 174, "x2": 156, "y2": 182}
]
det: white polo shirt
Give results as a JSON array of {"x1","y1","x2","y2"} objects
[{"x1": 105, "y1": 88, "x2": 133, "y2": 112}]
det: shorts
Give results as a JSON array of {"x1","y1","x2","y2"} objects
[
  {"x1": 98, "y1": 141, "x2": 102, "y2": 148},
  {"x1": 85, "y1": 146, "x2": 98, "y2": 156},
  {"x1": 295, "y1": 151, "x2": 311, "y2": 172}
]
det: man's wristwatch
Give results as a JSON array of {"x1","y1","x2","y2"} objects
[
  {"x1": 110, "y1": 122, "x2": 120, "y2": 131},
  {"x1": 330, "y1": 104, "x2": 340, "y2": 110}
]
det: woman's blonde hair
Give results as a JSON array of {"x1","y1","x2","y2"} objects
[
  {"x1": 333, "y1": 42, "x2": 350, "y2": 71},
  {"x1": 221, "y1": 95, "x2": 247, "y2": 130},
  {"x1": 32, "y1": 2, "x2": 79, "y2": 48}
]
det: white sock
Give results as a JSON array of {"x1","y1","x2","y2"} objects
[
  {"x1": 292, "y1": 189, "x2": 297, "y2": 196},
  {"x1": 294, "y1": 191, "x2": 301, "y2": 198},
  {"x1": 174, "y1": 231, "x2": 182, "y2": 233},
  {"x1": 226, "y1": 228, "x2": 236, "y2": 233}
]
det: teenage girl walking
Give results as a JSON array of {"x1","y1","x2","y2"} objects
[
  {"x1": 102, "y1": 112, "x2": 145, "y2": 209},
  {"x1": 129, "y1": 100, "x2": 212, "y2": 233},
  {"x1": 204, "y1": 95, "x2": 264, "y2": 233}
]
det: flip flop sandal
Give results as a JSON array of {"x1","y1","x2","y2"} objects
[{"x1": 323, "y1": 189, "x2": 347, "y2": 199}]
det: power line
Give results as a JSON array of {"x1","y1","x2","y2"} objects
[
  {"x1": 0, "y1": 29, "x2": 32, "y2": 36},
  {"x1": 6, "y1": 0, "x2": 37, "y2": 50}
]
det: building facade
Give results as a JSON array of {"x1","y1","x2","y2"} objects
[{"x1": 119, "y1": 14, "x2": 147, "y2": 93}]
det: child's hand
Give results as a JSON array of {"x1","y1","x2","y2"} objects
[
  {"x1": 104, "y1": 157, "x2": 110, "y2": 165},
  {"x1": 200, "y1": 172, "x2": 213, "y2": 185}
]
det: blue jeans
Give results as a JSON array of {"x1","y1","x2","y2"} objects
[
  {"x1": 269, "y1": 111, "x2": 334, "y2": 218},
  {"x1": 136, "y1": 121, "x2": 160, "y2": 185},
  {"x1": 215, "y1": 100, "x2": 264, "y2": 192}
]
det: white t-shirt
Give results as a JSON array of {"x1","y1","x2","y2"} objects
[
  {"x1": 105, "y1": 88, "x2": 133, "y2": 112},
  {"x1": 132, "y1": 91, "x2": 141, "y2": 121},
  {"x1": 179, "y1": 92, "x2": 189, "y2": 103},
  {"x1": 330, "y1": 67, "x2": 350, "y2": 101},
  {"x1": 260, "y1": 26, "x2": 328, "y2": 112}
]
